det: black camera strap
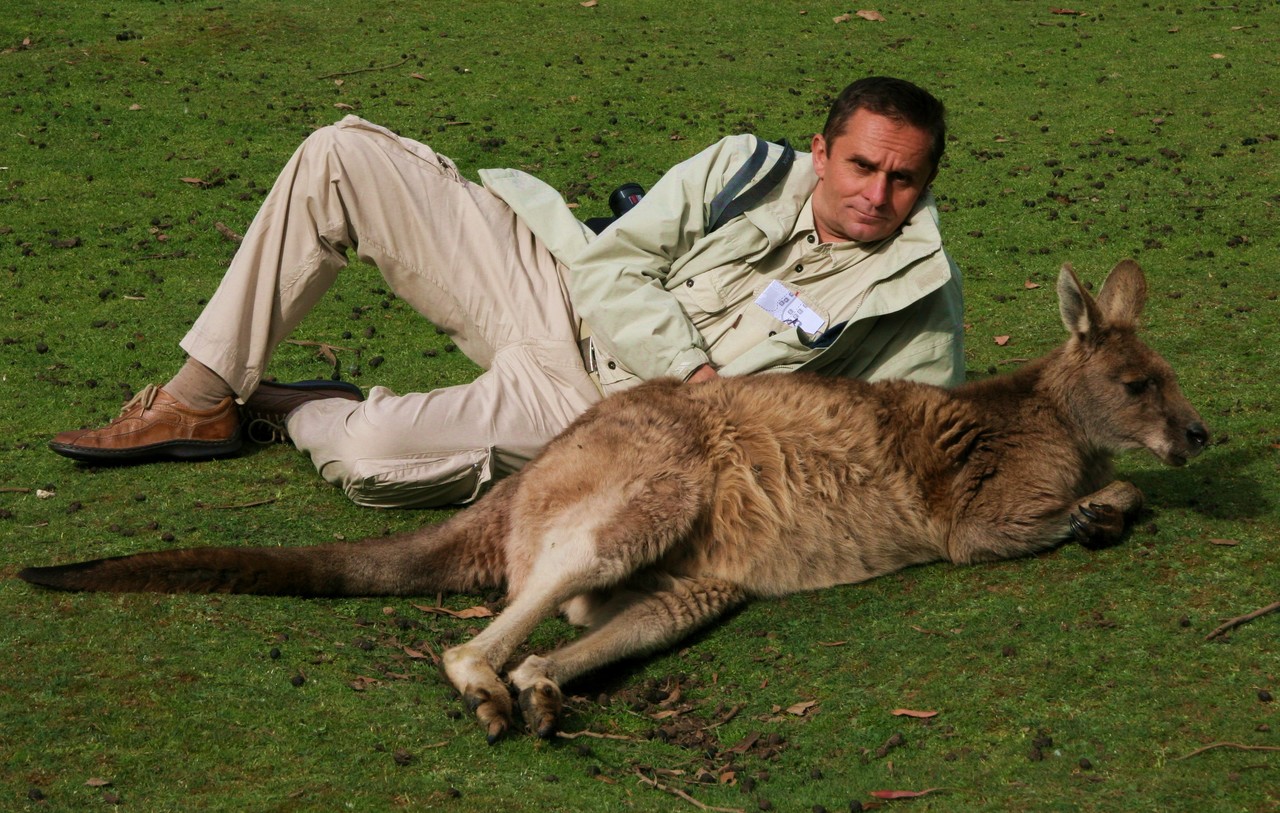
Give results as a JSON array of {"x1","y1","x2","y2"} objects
[
  {"x1": 584, "y1": 136, "x2": 796, "y2": 235},
  {"x1": 706, "y1": 137, "x2": 795, "y2": 233}
]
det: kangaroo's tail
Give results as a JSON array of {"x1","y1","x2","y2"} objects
[{"x1": 18, "y1": 477, "x2": 517, "y2": 597}]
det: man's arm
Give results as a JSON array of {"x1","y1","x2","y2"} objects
[
  {"x1": 568, "y1": 135, "x2": 760, "y2": 383},
  {"x1": 685, "y1": 363, "x2": 719, "y2": 383}
]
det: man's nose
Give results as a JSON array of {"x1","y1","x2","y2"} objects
[{"x1": 862, "y1": 174, "x2": 890, "y2": 207}]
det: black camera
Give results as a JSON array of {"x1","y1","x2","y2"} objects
[
  {"x1": 585, "y1": 183, "x2": 646, "y2": 234},
  {"x1": 608, "y1": 183, "x2": 645, "y2": 217}
]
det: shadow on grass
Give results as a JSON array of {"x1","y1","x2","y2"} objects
[{"x1": 1129, "y1": 442, "x2": 1272, "y2": 522}]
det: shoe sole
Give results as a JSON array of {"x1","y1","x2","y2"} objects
[
  {"x1": 242, "y1": 379, "x2": 365, "y2": 444},
  {"x1": 48, "y1": 435, "x2": 243, "y2": 464},
  {"x1": 256, "y1": 379, "x2": 363, "y2": 398}
]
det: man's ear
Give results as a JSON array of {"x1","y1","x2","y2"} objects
[{"x1": 810, "y1": 133, "x2": 827, "y2": 178}]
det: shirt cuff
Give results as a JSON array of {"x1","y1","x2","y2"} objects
[{"x1": 669, "y1": 348, "x2": 712, "y2": 382}]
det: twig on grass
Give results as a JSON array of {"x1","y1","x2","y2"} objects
[
  {"x1": 698, "y1": 703, "x2": 743, "y2": 731},
  {"x1": 194, "y1": 498, "x2": 277, "y2": 510},
  {"x1": 317, "y1": 58, "x2": 409, "y2": 80},
  {"x1": 214, "y1": 221, "x2": 242, "y2": 243},
  {"x1": 0, "y1": 487, "x2": 32, "y2": 494},
  {"x1": 1204, "y1": 600, "x2": 1280, "y2": 641},
  {"x1": 1176, "y1": 741, "x2": 1280, "y2": 760},
  {"x1": 634, "y1": 768, "x2": 744, "y2": 813},
  {"x1": 284, "y1": 339, "x2": 352, "y2": 371},
  {"x1": 556, "y1": 729, "x2": 642, "y2": 742}
]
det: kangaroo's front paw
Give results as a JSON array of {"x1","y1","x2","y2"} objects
[
  {"x1": 517, "y1": 680, "x2": 564, "y2": 739},
  {"x1": 510, "y1": 654, "x2": 563, "y2": 739},
  {"x1": 1069, "y1": 501, "x2": 1128, "y2": 550},
  {"x1": 466, "y1": 684, "x2": 517, "y2": 744},
  {"x1": 443, "y1": 647, "x2": 515, "y2": 744}
]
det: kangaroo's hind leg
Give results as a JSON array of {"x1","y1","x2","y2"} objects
[
  {"x1": 442, "y1": 474, "x2": 704, "y2": 742},
  {"x1": 508, "y1": 572, "x2": 745, "y2": 738}
]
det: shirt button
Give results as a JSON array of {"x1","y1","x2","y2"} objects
[
  {"x1": 685, "y1": 279, "x2": 694, "y2": 287},
  {"x1": 807, "y1": 234, "x2": 816, "y2": 243},
  {"x1": 794, "y1": 264, "x2": 804, "y2": 273},
  {"x1": 607, "y1": 361, "x2": 617, "y2": 369}
]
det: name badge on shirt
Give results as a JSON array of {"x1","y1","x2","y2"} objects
[{"x1": 755, "y1": 280, "x2": 826, "y2": 335}]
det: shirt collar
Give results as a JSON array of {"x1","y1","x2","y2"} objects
[{"x1": 790, "y1": 196, "x2": 817, "y2": 242}]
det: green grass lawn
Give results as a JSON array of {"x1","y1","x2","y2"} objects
[{"x1": 1, "y1": 1, "x2": 1276, "y2": 810}]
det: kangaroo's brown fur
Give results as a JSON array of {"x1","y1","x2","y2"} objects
[{"x1": 20, "y1": 260, "x2": 1208, "y2": 742}]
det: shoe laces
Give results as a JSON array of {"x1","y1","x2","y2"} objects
[
  {"x1": 242, "y1": 410, "x2": 289, "y2": 444},
  {"x1": 120, "y1": 384, "x2": 160, "y2": 416}
]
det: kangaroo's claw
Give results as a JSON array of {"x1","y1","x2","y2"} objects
[
  {"x1": 1071, "y1": 500, "x2": 1128, "y2": 550},
  {"x1": 460, "y1": 686, "x2": 514, "y2": 744}
]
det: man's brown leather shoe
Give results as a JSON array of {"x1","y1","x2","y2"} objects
[
  {"x1": 241, "y1": 380, "x2": 364, "y2": 444},
  {"x1": 49, "y1": 385, "x2": 242, "y2": 463}
]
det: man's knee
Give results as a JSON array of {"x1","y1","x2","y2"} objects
[
  {"x1": 310, "y1": 116, "x2": 462, "y2": 183},
  {"x1": 299, "y1": 116, "x2": 374, "y2": 162}
]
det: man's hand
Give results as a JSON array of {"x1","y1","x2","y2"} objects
[{"x1": 686, "y1": 364, "x2": 719, "y2": 384}]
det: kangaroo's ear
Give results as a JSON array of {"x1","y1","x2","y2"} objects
[
  {"x1": 1094, "y1": 259, "x2": 1147, "y2": 327},
  {"x1": 1058, "y1": 263, "x2": 1106, "y2": 341}
]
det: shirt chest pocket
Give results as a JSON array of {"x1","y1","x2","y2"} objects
[{"x1": 673, "y1": 275, "x2": 729, "y2": 326}]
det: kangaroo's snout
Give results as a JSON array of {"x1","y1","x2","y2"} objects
[
  {"x1": 1186, "y1": 422, "x2": 1210, "y2": 454},
  {"x1": 1160, "y1": 418, "x2": 1209, "y2": 467}
]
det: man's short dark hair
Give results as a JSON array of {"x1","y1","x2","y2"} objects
[{"x1": 822, "y1": 77, "x2": 947, "y2": 172}]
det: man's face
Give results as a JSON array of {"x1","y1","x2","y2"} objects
[{"x1": 810, "y1": 109, "x2": 937, "y2": 244}]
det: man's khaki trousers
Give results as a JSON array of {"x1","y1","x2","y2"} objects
[{"x1": 181, "y1": 117, "x2": 601, "y2": 508}]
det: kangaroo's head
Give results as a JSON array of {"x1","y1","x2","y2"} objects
[{"x1": 1054, "y1": 259, "x2": 1209, "y2": 466}]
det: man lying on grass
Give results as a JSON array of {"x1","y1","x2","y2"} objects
[{"x1": 50, "y1": 76, "x2": 964, "y2": 510}]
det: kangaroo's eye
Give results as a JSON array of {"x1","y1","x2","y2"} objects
[{"x1": 1124, "y1": 378, "x2": 1152, "y2": 396}]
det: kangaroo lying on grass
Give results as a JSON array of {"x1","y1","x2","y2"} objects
[{"x1": 22, "y1": 260, "x2": 1208, "y2": 742}]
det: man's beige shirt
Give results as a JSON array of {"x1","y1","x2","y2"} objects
[{"x1": 480, "y1": 134, "x2": 965, "y2": 395}]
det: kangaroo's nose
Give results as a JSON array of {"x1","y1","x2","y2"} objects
[{"x1": 1187, "y1": 422, "x2": 1210, "y2": 449}]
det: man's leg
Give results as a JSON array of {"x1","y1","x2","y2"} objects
[
  {"x1": 186, "y1": 116, "x2": 599, "y2": 503},
  {"x1": 183, "y1": 115, "x2": 578, "y2": 392},
  {"x1": 53, "y1": 116, "x2": 596, "y2": 476},
  {"x1": 289, "y1": 341, "x2": 598, "y2": 508}
]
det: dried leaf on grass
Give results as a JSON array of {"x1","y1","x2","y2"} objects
[
  {"x1": 403, "y1": 644, "x2": 437, "y2": 662},
  {"x1": 726, "y1": 732, "x2": 760, "y2": 754},
  {"x1": 870, "y1": 787, "x2": 944, "y2": 799},
  {"x1": 412, "y1": 603, "x2": 495, "y2": 619},
  {"x1": 892, "y1": 708, "x2": 939, "y2": 719},
  {"x1": 786, "y1": 699, "x2": 819, "y2": 716},
  {"x1": 835, "y1": 10, "x2": 885, "y2": 23}
]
